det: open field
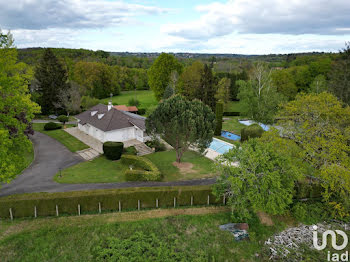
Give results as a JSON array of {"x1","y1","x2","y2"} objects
[
  {"x1": 33, "y1": 123, "x2": 89, "y2": 153},
  {"x1": 100, "y1": 90, "x2": 158, "y2": 111},
  {"x1": 0, "y1": 208, "x2": 294, "y2": 261},
  {"x1": 54, "y1": 150, "x2": 215, "y2": 183}
]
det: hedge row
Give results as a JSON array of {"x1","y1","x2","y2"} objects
[
  {"x1": 0, "y1": 186, "x2": 220, "y2": 219},
  {"x1": 223, "y1": 112, "x2": 240, "y2": 116},
  {"x1": 121, "y1": 155, "x2": 161, "y2": 181}
]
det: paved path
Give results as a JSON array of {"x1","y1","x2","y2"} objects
[
  {"x1": 65, "y1": 127, "x2": 103, "y2": 153},
  {"x1": 0, "y1": 132, "x2": 216, "y2": 197}
]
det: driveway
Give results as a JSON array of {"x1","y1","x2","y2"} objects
[{"x1": 0, "y1": 132, "x2": 216, "y2": 197}]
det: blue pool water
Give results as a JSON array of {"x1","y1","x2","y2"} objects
[
  {"x1": 239, "y1": 120, "x2": 270, "y2": 131},
  {"x1": 221, "y1": 130, "x2": 241, "y2": 141},
  {"x1": 209, "y1": 138, "x2": 234, "y2": 154}
]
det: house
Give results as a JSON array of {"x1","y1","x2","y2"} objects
[
  {"x1": 113, "y1": 105, "x2": 138, "y2": 114},
  {"x1": 75, "y1": 102, "x2": 150, "y2": 143}
]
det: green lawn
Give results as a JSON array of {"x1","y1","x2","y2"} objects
[
  {"x1": 54, "y1": 155, "x2": 128, "y2": 183},
  {"x1": 222, "y1": 116, "x2": 246, "y2": 135},
  {"x1": 0, "y1": 211, "x2": 298, "y2": 261},
  {"x1": 144, "y1": 150, "x2": 215, "y2": 181},
  {"x1": 100, "y1": 90, "x2": 158, "y2": 112},
  {"x1": 33, "y1": 123, "x2": 89, "y2": 153},
  {"x1": 55, "y1": 150, "x2": 215, "y2": 184}
]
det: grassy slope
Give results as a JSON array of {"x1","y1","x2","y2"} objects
[
  {"x1": 33, "y1": 123, "x2": 89, "y2": 153},
  {"x1": 100, "y1": 90, "x2": 158, "y2": 111},
  {"x1": 54, "y1": 155, "x2": 128, "y2": 183},
  {"x1": 0, "y1": 210, "x2": 293, "y2": 262},
  {"x1": 54, "y1": 150, "x2": 215, "y2": 184},
  {"x1": 144, "y1": 150, "x2": 215, "y2": 182}
]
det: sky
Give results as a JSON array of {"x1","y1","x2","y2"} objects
[{"x1": 0, "y1": 0, "x2": 350, "y2": 54}]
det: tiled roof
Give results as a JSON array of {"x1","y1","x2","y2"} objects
[
  {"x1": 75, "y1": 104, "x2": 146, "y2": 132},
  {"x1": 113, "y1": 105, "x2": 138, "y2": 112}
]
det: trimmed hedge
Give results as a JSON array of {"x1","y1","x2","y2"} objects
[
  {"x1": 123, "y1": 146, "x2": 137, "y2": 155},
  {"x1": 44, "y1": 122, "x2": 62, "y2": 130},
  {"x1": 240, "y1": 124, "x2": 264, "y2": 142},
  {"x1": 223, "y1": 112, "x2": 240, "y2": 116},
  {"x1": 103, "y1": 141, "x2": 124, "y2": 160},
  {"x1": 121, "y1": 155, "x2": 161, "y2": 181},
  {"x1": 0, "y1": 186, "x2": 220, "y2": 219}
]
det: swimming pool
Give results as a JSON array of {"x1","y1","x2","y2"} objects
[
  {"x1": 209, "y1": 138, "x2": 234, "y2": 154},
  {"x1": 221, "y1": 130, "x2": 241, "y2": 141},
  {"x1": 239, "y1": 120, "x2": 270, "y2": 131}
]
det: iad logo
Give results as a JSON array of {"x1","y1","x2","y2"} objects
[{"x1": 312, "y1": 225, "x2": 349, "y2": 261}]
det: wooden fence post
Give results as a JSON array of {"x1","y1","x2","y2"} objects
[
  {"x1": 78, "y1": 204, "x2": 81, "y2": 216},
  {"x1": 34, "y1": 206, "x2": 37, "y2": 218},
  {"x1": 223, "y1": 195, "x2": 226, "y2": 205},
  {"x1": 174, "y1": 197, "x2": 176, "y2": 208},
  {"x1": 207, "y1": 195, "x2": 210, "y2": 205},
  {"x1": 138, "y1": 200, "x2": 140, "y2": 211},
  {"x1": 9, "y1": 208, "x2": 13, "y2": 221},
  {"x1": 156, "y1": 198, "x2": 159, "y2": 208},
  {"x1": 98, "y1": 202, "x2": 101, "y2": 214},
  {"x1": 56, "y1": 205, "x2": 59, "y2": 216},
  {"x1": 118, "y1": 201, "x2": 121, "y2": 212},
  {"x1": 191, "y1": 196, "x2": 193, "y2": 206}
]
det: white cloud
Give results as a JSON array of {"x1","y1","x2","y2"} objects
[
  {"x1": 163, "y1": 0, "x2": 350, "y2": 40},
  {"x1": 0, "y1": 0, "x2": 169, "y2": 30}
]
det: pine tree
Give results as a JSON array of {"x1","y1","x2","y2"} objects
[
  {"x1": 35, "y1": 48, "x2": 68, "y2": 114},
  {"x1": 199, "y1": 64, "x2": 216, "y2": 110}
]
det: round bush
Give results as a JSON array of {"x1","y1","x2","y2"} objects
[
  {"x1": 44, "y1": 122, "x2": 62, "y2": 131},
  {"x1": 103, "y1": 141, "x2": 124, "y2": 160},
  {"x1": 240, "y1": 123, "x2": 264, "y2": 142},
  {"x1": 57, "y1": 115, "x2": 69, "y2": 124}
]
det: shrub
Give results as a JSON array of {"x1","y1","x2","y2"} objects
[
  {"x1": 138, "y1": 108, "x2": 146, "y2": 115},
  {"x1": 145, "y1": 139, "x2": 166, "y2": 152},
  {"x1": 292, "y1": 202, "x2": 329, "y2": 224},
  {"x1": 0, "y1": 186, "x2": 219, "y2": 218},
  {"x1": 128, "y1": 98, "x2": 140, "y2": 107},
  {"x1": 103, "y1": 142, "x2": 124, "y2": 160},
  {"x1": 123, "y1": 146, "x2": 137, "y2": 155},
  {"x1": 240, "y1": 124, "x2": 264, "y2": 142},
  {"x1": 223, "y1": 112, "x2": 240, "y2": 116},
  {"x1": 57, "y1": 115, "x2": 69, "y2": 124},
  {"x1": 44, "y1": 122, "x2": 62, "y2": 130},
  {"x1": 121, "y1": 155, "x2": 161, "y2": 181}
]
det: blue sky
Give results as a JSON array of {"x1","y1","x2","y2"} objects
[{"x1": 1, "y1": 0, "x2": 349, "y2": 54}]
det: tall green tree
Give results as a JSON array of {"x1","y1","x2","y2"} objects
[
  {"x1": 215, "y1": 77, "x2": 231, "y2": 110},
  {"x1": 148, "y1": 53, "x2": 182, "y2": 101},
  {"x1": 146, "y1": 95, "x2": 216, "y2": 163},
  {"x1": 271, "y1": 69, "x2": 298, "y2": 100},
  {"x1": 237, "y1": 62, "x2": 284, "y2": 124},
  {"x1": 214, "y1": 138, "x2": 302, "y2": 220},
  {"x1": 177, "y1": 61, "x2": 204, "y2": 100},
  {"x1": 200, "y1": 64, "x2": 217, "y2": 110},
  {"x1": 329, "y1": 43, "x2": 350, "y2": 105},
  {"x1": 278, "y1": 92, "x2": 350, "y2": 218},
  {"x1": 35, "y1": 48, "x2": 68, "y2": 114},
  {"x1": 310, "y1": 74, "x2": 328, "y2": 94},
  {"x1": 0, "y1": 31, "x2": 40, "y2": 183}
]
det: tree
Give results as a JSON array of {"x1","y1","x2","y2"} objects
[
  {"x1": 214, "y1": 138, "x2": 302, "y2": 220},
  {"x1": 163, "y1": 85, "x2": 174, "y2": 100},
  {"x1": 0, "y1": 31, "x2": 40, "y2": 183},
  {"x1": 278, "y1": 92, "x2": 350, "y2": 218},
  {"x1": 329, "y1": 43, "x2": 350, "y2": 105},
  {"x1": 34, "y1": 48, "x2": 68, "y2": 114},
  {"x1": 237, "y1": 62, "x2": 285, "y2": 124},
  {"x1": 215, "y1": 77, "x2": 231, "y2": 110},
  {"x1": 148, "y1": 53, "x2": 182, "y2": 101},
  {"x1": 214, "y1": 102, "x2": 223, "y2": 136},
  {"x1": 54, "y1": 81, "x2": 82, "y2": 115},
  {"x1": 57, "y1": 115, "x2": 69, "y2": 126},
  {"x1": 310, "y1": 74, "x2": 328, "y2": 94},
  {"x1": 271, "y1": 69, "x2": 298, "y2": 100},
  {"x1": 177, "y1": 61, "x2": 204, "y2": 100},
  {"x1": 200, "y1": 64, "x2": 217, "y2": 110},
  {"x1": 146, "y1": 95, "x2": 216, "y2": 163}
]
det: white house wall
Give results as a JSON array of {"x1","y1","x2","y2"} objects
[{"x1": 105, "y1": 127, "x2": 136, "y2": 142}]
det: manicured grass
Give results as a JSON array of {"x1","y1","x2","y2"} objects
[
  {"x1": 226, "y1": 100, "x2": 244, "y2": 112},
  {"x1": 33, "y1": 123, "x2": 89, "y2": 152},
  {"x1": 0, "y1": 210, "x2": 295, "y2": 261},
  {"x1": 144, "y1": 150, "x2": 215, "y2": 181},
  {"x1": 54, "y1": 155, "x2": 127, "y2": 183},
  {"x1": 100, "y1": 90, "x2": 158, "y2": 112},
  {"x1": 222, "y1": 116, "x2": 246, "y2": 135},
  {"x1": 55, "y1": 150, "x2": 215, "y2": 184}
]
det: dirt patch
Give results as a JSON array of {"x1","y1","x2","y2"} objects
[
  {"x1": 172, "y1": 162, "x2": 196, "y2": 173},
  {"x1": 257, "y1": 211, "x2": 274, "y2": 226}
]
